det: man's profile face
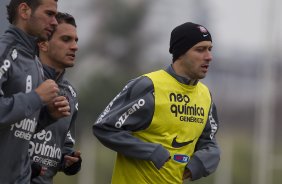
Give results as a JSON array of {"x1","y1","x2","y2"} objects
[
  {"x1": 26, "y1": 0, "x2": 58, "y2": 40},
  {"x1": 180, "y1": 41, "x2": 213, "y2": 80},
  {"x1": 45, "y1": 22, "x2": 78, "y2": 70}
]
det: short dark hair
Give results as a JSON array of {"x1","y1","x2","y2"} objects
[
  {"x1": 55, "y1": 12, "x2": 76, "y2": 27},
  {"x1": 44, "y1": 12, "x2": 76, "y2": 41},
  {"x1": 6, "y1": 0, "x2": 58, "y2": 24}
]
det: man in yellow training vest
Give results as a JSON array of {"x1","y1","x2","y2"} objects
[{"x1": 93, "y1": 22, "x2": 220, "y2": 184}]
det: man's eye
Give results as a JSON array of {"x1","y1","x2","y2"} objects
[
  {"x1": 46, "y1": 11, "x2": 55, "y2": 17},
  {"x1": 196, "y1": 48, "x2": 205, "y2": 52},
  {"x1": 62, "y1": 37, "x2": 71, "y2": 42}
]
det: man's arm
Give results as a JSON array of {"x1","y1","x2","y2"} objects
[
  {"x1": 61, "y1": 125, "x2": 82, "y2": 175},
  {"x1": 60, "y1": 129, "x2": 82, "y2": 176},
  {"x1": 58, "y1": 97, "x2": 81, "y2": 175},
  {"x1": 185, "y1": 102, "x2": 221, "y2": 180},
  {"x1": 93, "y1": 76, "x2": 170, "y2": 169},
  {"x1": 0, "y1": 52, "x2": 43, "y2": 128}
]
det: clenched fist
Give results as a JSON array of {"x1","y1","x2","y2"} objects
[{"x1": 35, "y1": 79, "x2": 59, "y2": 104}]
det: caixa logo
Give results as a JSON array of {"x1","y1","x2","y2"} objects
[{"x1": 173, "y1": 154, "x2": 190, "y2": 163}]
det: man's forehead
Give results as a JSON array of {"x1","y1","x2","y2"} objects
[
  {"x1": 41, "y1": 0, "x2": 58, "y2": 5},
  {"x1": 193, "y1": 41, "x2": 212, "y2": 47},
  {"x1": 56, "y1": 23, "x2": 76, "y2": 32},
  {"x1": 53, "y1": 23, "x2": 77, "y2": 37},
  {"x1": 37, "y1": 0, "x2": 58, "y2": 11}
]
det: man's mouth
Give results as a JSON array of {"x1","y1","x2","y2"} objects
[
  {"x1": 66, "y1": 53, "x2": 76, "y2": 60},
  {"x1": 201, "y1": 64, "x2": 209, "y2": 72}
]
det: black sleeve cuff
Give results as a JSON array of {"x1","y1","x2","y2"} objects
[
  {"x1": 63, "y1": 156, "x2": 82, "y2": 175},
  {"x1": 31, "y1": 162, "x2": 42, "y2": 179}
]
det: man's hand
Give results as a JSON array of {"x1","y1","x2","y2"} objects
[
  {"x1": 64, "y1": 151, "x2": 81, "y2": 168},
  {"x1": 47, "y1": 96, "x2": 70, "y2": 119},
  {"x1": 40, "y1": 166, "x2": 47, "y2": 176},
  {"x1": 35, "y1": 79, "x2": 59, "y2": 104},
  {"x1": 183, "y1": 168, "x2": 192, "y2": 181},
  {"x1": 31, "y1": 163, "x2": 47, "y2": 179}
]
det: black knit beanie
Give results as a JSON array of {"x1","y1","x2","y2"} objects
[{"x1": 169, "y1": 22, "x2": 212, "y2": 62}]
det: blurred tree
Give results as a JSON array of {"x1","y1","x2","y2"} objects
[
  {"x1": 76, "y1": 0, "x2": 151, "y2": 131},
  {"x1": 78, "y1": 0, "x2": 150, "y2": 75}
]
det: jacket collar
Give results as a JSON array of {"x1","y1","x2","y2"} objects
[
  {"x1": 165, "y1": 65, "x2": 199, "y2": 86},
  {"x1": 7, "y1": 25, "x2": 38, "y2": 56},
  {"x1": 43, "y1": 64, "x2": 65, "y2": 82}
]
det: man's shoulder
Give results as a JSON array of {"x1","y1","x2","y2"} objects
[
  {"x1": 0, "y1": 34, "x2": 17, "y2": 59},
  {"x1": 198, "y1": 81, "x2": 210, "y2": 90},
  {"x1": 129, "y1": 75, "x2": 153, "y2": 89},
  {"x1": 197, "y1": 82, "x2": 212, "y2": 98},
  {"x1": 126, "y1": 75, "x2": 154, "y2": 98}
]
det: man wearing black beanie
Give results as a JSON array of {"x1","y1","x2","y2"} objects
[{"x1": 93, "y1": 22, "x2": 220, "y2": 183}]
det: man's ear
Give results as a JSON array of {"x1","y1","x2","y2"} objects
[
  {"x1": 18, "y1": 3, "x2": 32, "y2": 20},
  {"x1": 38, "y1": 41, "x2": 49, "y2": 52}
]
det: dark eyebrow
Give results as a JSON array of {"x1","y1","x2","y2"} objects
[
  {"x1": 61, "y1": 35, "x2": 78, "y2": 42},
  {"x1": 45, "y1": 10, "x2": 57, "y2": 16}
]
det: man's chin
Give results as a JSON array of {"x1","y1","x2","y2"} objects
[
  {"x1": 38, "y1": 34, "x2": 49, "y2": 42},
  {"x1": 198, "y1": 74, "x2": 207, "y2": 79},
  {"x1": 64, "y1": 63, "x2": 75, "y2": 68}
]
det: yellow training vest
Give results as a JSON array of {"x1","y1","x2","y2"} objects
[{"x1": 112, "y1": 70, "x2": 211, "y2": 184}]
